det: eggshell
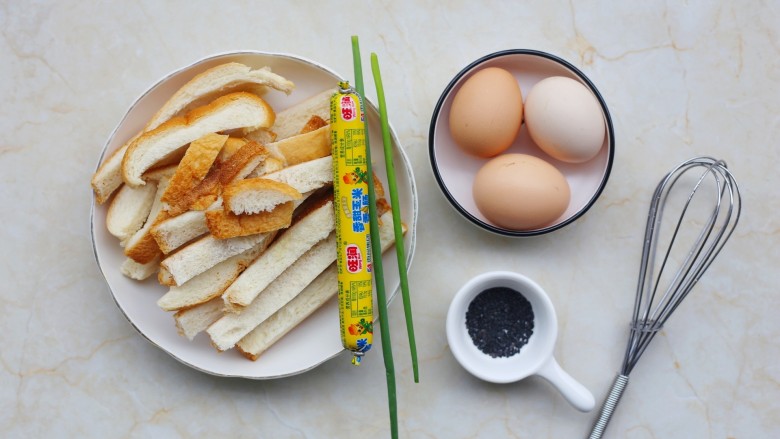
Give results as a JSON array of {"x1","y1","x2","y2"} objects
[
  {"x1": 472, "y1": 154, "x2": 570, "y2": 230},
  {"x1": 524, "y1": 76, "x2": 605, "y2": 163},
  {"x1": 448, "y1": 67, "x2": 523, "y2": 157}
]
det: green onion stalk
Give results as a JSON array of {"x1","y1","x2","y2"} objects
[
  {"x1": 370, "y1": 52, "x2": 419, "y2": 384},
  {"x1": 350, "y1": 35, "x2": 397, "y2": 439}
]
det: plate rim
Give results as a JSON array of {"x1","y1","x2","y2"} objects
[{"x1": 90, "y1": 49, "x2": 419, "y2": 379}]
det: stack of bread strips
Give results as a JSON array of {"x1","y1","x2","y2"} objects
[
  {"x1": 92, "y1": 62, "x2": 409, "y2": 361},
  {"x1": 171, "y1": 210, "x2": 402, "y2": 354},
  {"x1": 91, "y1": 63, "x2": 295, "y2": 204},
  {"x1": 236, "y1": 212, "x2": 404, "y2": 359}
]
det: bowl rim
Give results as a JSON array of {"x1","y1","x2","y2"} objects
[
  {"x1": 446, "y1": 270, "x2": 559, "y2": 383},
  {"x1": 428, "y1": 48, "x2": 615, "y2": 237}
]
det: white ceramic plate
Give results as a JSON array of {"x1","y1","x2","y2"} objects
[
  {"x1": 90, "y1": 51, "x2": 418, "y2": 379},
  {"x1": 429, "y1": 49, "x2": 614, "y2": 237}
]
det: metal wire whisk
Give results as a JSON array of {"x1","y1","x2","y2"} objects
[{"x1": 587, "y1": 157, "x2": 741, "y2": 439}]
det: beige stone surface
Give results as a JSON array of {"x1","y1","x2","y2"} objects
[{"x1": 1, "y1": 1, "x2": 777, "y2": 437}]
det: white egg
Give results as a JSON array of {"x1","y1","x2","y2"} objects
[{"x1": 524, "y1": 76, "x2": 605, "y2": 163}]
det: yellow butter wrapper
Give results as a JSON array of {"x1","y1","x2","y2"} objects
[{"x1": 330, "y1": 82, "x2": 373, "y2": 365}]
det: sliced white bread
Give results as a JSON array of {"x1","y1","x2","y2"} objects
[
  {"x1": 92, "y1": 145, "x2": 131, "y2": 204},
  {"x1": 151, "y1": 204, "x2": 216, "y2": 254},
  {"x1": 142, "y1": 163, "x2": 179, "y2": 182},
  {"x1": 156, "y1": 233, "x2": 275, "y2": 312},
  {"x1": 159, "y1": 140, "x2": 270, "y2": 218},
  {"x1": 299, "y1": 115, "x2": 328, "y2": 134},
  {"x1": 265, "y1": 125, "x2": 330, "y2": 167},
  {"x1": 272, "y1": 88, "x2": 335, "y2": 141},
  {"x1": 216, "y1": 140, "x2": 272, "y2": 185},
  {"x1": 160, "y1": 133, "x2": 227, "y2": 207},
  {"x1": 123, "y1": 177, "x2": 170, "y2": 264},
  {"x1": 122, "y1": 92, "x2": 274, "y2": 187},
  {"x1": 207, "y1": 232, "x2": 337, "y2": 351},
  {"x1": 159, "y1": 230, "x2": 273, "y2": 287},
  {"x1": 106, "y1": 182, "x2": 157, "y2": 242},
  {"x1": 204, "y1": 201, "x2": 294, "y2": 240},
  {"x1": 160, "y1": 189, "x2": 319, "y2": 285},
  {"x1": 255, "y1": 155, "x2": 333, "y2": 192},
  {"x1": 149, "y1": 63, "x2": 293, "y2": 127},
  {"x1": 153, "y1": 156, "x2": 329, "y2": 254},
  {"x1": 243, "y1": 128, "x2": 277, "y2": 146},
  {"x1": 92, "y1": 63, "x2": 293, "y2": 202},
  {"x1": 173, "y1": 298, "x2": 224, "y2": 340},
  {"x1": 217, "y1": 137, "x2": 249, "y2": 162},
  {"x1": 222, "y1": 200, "x2": 335, "y2": 311},
  {"x1": 120, "y1": 255, "x2": 161, "y2": 281},
  {"x1": 248, "y1": 156, "x2": 284, "y2": 177},
  {"x1": 223, "y1": 178, "x2": 302, "y2": 215},
  {"x1": 236, "y1": 211, "x2": 402, "y2": 360}
]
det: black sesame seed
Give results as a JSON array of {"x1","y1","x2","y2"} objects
[{"x1": 465, "y1": 287, "x2": 535, "y2": 358}]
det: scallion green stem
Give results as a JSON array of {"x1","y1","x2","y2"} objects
[
  {"x1": 351, "y1": 35, "x2": 397, "y2": 439},
  {"x1": 370, "y1": 52, "x2": 420, "y2": 383}
]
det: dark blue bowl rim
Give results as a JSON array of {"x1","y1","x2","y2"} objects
[{"x1": 428, "y1": 49, "x2": 616, "y2": 237}]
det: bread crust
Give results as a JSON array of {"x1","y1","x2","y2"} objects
[
  {"x1": 149, "y1": 63, "x2": 293, "y2": 127},
  {"x1": 205, "y1": 201, "x2": 294, "y2": 239},
  {"x1": 267, "y1": 125, "x2": 330, "y2": 166},
  {"x1": 161, "y1": 133, "x2": 227, "y2": 205},
  {"x1": 122, "y1": 92, "x2": 275, "y2": 187},
  {"x1": 223, "y1": 178, "x2": 302, "y2": 214},
  {"x1": 156, "y1": 232, "x2": 276, "y2": 311},
  {"x1": 300, "y1": 115, "x2": 327, "y2": 134},
  {"x1": 93, "y1": 63, "x2": 293, "y2": 202}
]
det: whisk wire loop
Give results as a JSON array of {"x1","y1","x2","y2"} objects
[{"x1": 591, "y1": 157, "x2": 740, "y2": 439}]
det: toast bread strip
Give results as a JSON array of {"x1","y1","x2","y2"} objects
[
  {"x1": 158, "y1": 267, "x2": 175, "y2": 287},
  {"x1": 143, "y1": 164, "x2": 179, "y2": 182},
  {"x1": 92, "y1": 63, "x2": 293, "y2": 202},
  {"x1": 218, "y1": 137, "x2": 248, "y2": 160},
  {"x1": 207, "y1": 233, "x2": 337, "y2": 351},
  {"x1": 222, "y1": 200, "x2": 334, "y2": 311},
  {"x1": 159, "y1": 230, "x2": 272, "y2": 287},
  {"x1": 299, "y1": 115, "x2": 328, "y2": 134},
  {"x1": 204, "y1": 201, "x2": 294, "y2": 240},
  {"x1": 159, "y1": 191, "x2": 318, "y2": 284},
  {"x1": 223, "y1": 179, "x2": 302, "y2": 215},
  {"x1": 236, "y1": 212, "x2": 402, "y2": 360},
  {"x1": 265, "y1": 125, "x2": 330, "y2": 167},
  {"x1": 217, "y1": 140, "x2": 271, "y2": 185},
  {"x1": 154, "y1": 156, "x2": 329, "y2": 254},
  {"x1": 92, "y1": 145, "x2": 131, "y2": 204},
  {"x1": 248, "y1": 156, "x2": 284, "y2": 177},
  {"x1": 161, "y1": 133, "x2": 227, "y2": 206},
  {"x1": 120, "y1": 255, "x2": 162, "y2": 281},
  {"x1": 123, "y1": 177, "x2": 170, "y2": 263},
  {"x1": 151, "y1": 207, "x2": 213, "y2": 254},
  {"x1": 173, "y1": 298, "x2": 224, "y2": 340},
  {"x1": 272, "y1": 88, "x2": 335, "y2": 141},
  {"x1": 152, "y1": 63, "x2": 293, "y2": 124},
  {"x1": 122, "y1": 92, "x2": 274, "y2": 187},
  {"x1": 254, "y1": 155, "x2": 333, "y2": 191},
  {"x1": 106, "y1": 182, "x2": 157, "y2": 242},
  {"x1": 156, "y1": 233, "x2": 275, "y2": 311},
  {"x1": 243, "y1": 128, "x2": 277, "y2": 146},
  {"x1": 163, "y1": 139, "x2": 270, "y2": 217}
]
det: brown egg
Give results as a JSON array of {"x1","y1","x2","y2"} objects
[
  {"x1": 448, "y1": 67, "x2": 523, "y2": 157},
  {"x1": 472, "y1": 154, "x2": 571, "y2": 230}
]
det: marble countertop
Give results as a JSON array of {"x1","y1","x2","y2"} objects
[{"x1": 2, "y1": 1, "x2": 778, "y2": 437}]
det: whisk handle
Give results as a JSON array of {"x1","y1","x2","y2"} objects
[{"x1": 588, "y1": 374, "x2": 629, "y2": 439}]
